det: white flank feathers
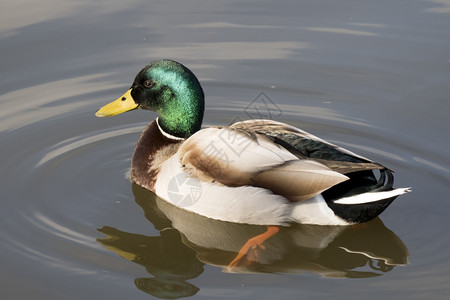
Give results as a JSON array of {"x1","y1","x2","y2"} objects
[
  {"x1": 155, "y1": 155, "x2": 352, "y2": 225},
  {"x1": 290, "y1": 195, "x2": 350, "y2": 225},
  {"x1": 154, "y1": 155, "x2": 291, "y2": 225}
]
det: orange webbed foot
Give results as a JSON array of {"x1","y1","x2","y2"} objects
[{"x1": 228, "y1": 226, "x2": 279, "y2": 269}]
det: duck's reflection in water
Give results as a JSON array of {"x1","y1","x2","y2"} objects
[{"x1": 97, "y1": 184, "x2": 409, "y2": 298}]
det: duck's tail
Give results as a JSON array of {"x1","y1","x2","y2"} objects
[
  {"x1": 333, "y1": 187, "x2": 411, "y2": 205},
  {"x1": 324, "y1": 169, "x2": 411, "y2": 223}
]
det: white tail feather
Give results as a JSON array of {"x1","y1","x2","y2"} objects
[{"x1": 333, "y1": 187, "x2": 411, "y2": 205}]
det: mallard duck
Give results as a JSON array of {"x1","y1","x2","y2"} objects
[{"x1": 96, "y1": 60, "x2": 410, "y2": 229}]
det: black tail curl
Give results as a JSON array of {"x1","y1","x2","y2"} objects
[{"x1": 323, "y1": 169, "x2": 398, "y2": 223}]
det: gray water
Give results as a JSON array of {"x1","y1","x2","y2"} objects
[{"x1": 1, "y1": 0, "x2": 449, "y2": 299}]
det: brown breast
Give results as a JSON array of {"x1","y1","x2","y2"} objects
[{"x1": 131, "y1": 120, "x2": 183, "y2": 192}]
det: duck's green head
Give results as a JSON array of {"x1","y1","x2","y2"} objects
[{"x1": 96, "y1": 60, "x2": 204, "y2": 139}]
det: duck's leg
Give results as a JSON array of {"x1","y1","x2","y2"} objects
[{"x1": 228, "y1": 226, "x2": 279, "y2": 269}]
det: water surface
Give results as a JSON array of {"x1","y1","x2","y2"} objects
[{"x1": 1, "y1": 0, "x2": 449, "y2": 299}]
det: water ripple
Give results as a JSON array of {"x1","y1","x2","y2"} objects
[{"x1": 36, "y1": 125, "x2": 143, "y2": 168}]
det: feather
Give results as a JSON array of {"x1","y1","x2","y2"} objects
[
  {"x1": 231, "y1": 119, "x2": 375, "y2": 163},
  {"x1": 253, "y1": 160, "x2": 349, "y2": 201},
  {"x1": 333, "y1": 187, "x2": 411, "y2": 205}
]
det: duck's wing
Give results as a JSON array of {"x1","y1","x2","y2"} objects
[
  {"x1": 178, "y1": 126, "x2": 349, "y2": 201},
  {"x1": 229, "y1": 119, "x2": 405, "y2": 203},
  {"x1": 229, "y1": 119, "x2": 386, "y2": 174}
]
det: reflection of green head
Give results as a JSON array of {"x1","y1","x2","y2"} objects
[
  {"x1": 97, "y1": 224, "x2": 203, "y2": 299},
  {"x1": 135, "y1": 278, "x2": 199, "y2": 299}
]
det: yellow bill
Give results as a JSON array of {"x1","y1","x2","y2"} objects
[{"x1": 95, "y1": 89, "x2": 139, "y2": 117}]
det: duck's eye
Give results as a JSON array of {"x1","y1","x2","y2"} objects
[{"x1": 143, "y1": 80, "x2": 154, "y2": 88}]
